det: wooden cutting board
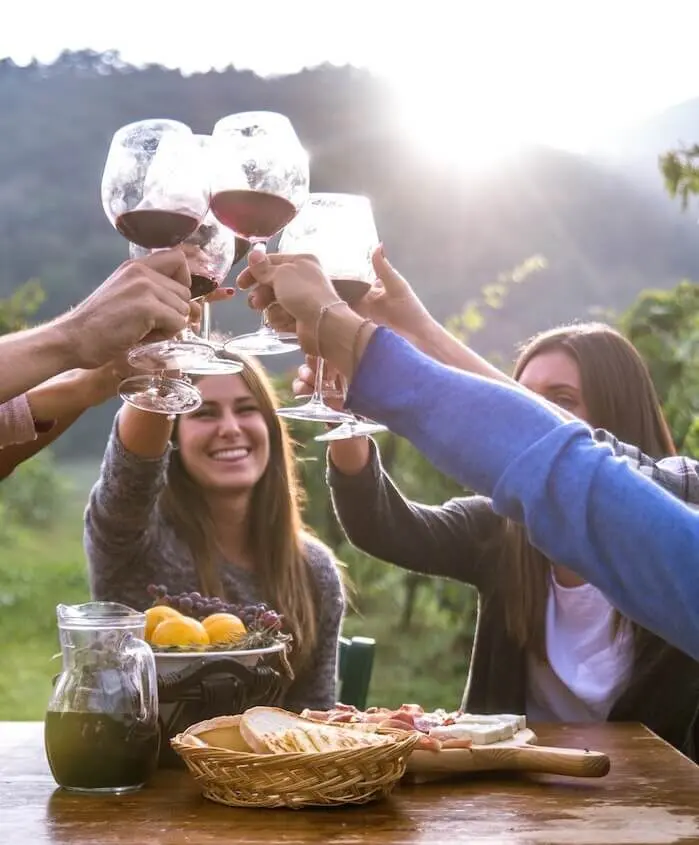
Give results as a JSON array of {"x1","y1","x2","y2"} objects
[{"x1": 405, "y1": 728, "x2": 610, "y2": 782}]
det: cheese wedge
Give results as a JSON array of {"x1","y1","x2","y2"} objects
[{"x1": 429, "y1": 713, "x2": 526, "y2": 745}]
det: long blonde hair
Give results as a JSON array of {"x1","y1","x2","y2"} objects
[
  {"x1": 158, "y1": 352, "x2": 318, "y2": 673},
  {"x1": 501, "y1": 322, "x2": 676, "y2": 660}
]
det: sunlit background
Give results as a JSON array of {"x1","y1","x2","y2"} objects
[
  {"x1": 3, "y1": 0, "x2": 699, "y2": 163},
  {"x1": 3, "y1": 0, "x2": 699, "y2": 719}
]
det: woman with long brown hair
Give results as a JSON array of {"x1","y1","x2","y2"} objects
[
  {"x1": 84, "y1": 351, "x2": 345, "y2": 712},
  {"x1": 325, "y1": 321, "x2": 699, "y2": 757}
]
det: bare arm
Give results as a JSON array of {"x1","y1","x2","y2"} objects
[
  {"x1": 0, "y1": 248, "x2": 193, "y2": 406},
  {"x1": 0, "y1": 321, "x2": 77, "y2": 405},
  {"x1": 0, "y1": 365, "x2": 126, "y2": 480},
  {"x1": 408, "y1": 317, "x2": 516, "y2": 385},
  {"x1": 116, "y1": 401, "x2": 174, "y2": 458}
]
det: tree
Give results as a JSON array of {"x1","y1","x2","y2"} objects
[
  {"x1": 616, "y1": 147, "x2": 699, "y2": 455},
  {"x1": 660, "y1": 145, "x2": 699, "y2": 211},
  {"x1": 619, "y1": 281, "x2": 699, "y2": 455}
]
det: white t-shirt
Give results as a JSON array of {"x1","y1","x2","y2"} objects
[{"x1": 526, "y1": 576, "x2": 634, "y2": 722}]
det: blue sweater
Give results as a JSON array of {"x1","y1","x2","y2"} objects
[{"x1": 346, "y1": 327, "x2": 699, "y2": 661}]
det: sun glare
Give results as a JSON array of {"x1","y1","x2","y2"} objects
[
  {"x1": 386, "y1": 68, "x2": 589, "y2": 174},
  {"x1": 375, "y1": 9, "x2": 620, "y2": 172}
]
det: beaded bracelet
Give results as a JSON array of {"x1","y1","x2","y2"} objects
[{"x1": 315, "y1": 300, "x2": 348, "y2": 359}]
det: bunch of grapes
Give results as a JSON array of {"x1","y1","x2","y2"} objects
[
  {"x1": 237, "y1": 602, "x2": 283, "y2": 634},
  {"x1": 146, "y1": 584, "x2": 283, "y2": 633}
]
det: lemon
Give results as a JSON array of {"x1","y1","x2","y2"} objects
[
  {"x1": 151, "y1": 615, "x2": 210, "y2": 648},
  {"x1": 144, "y1": 605, "x2": 182, "y2": 642},
  {"x1": 202, "y1": 613, "x2": 247, "y2": 647}
]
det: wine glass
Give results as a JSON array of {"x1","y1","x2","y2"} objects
[
  {"x1": 211, "y1": 111, "x2": 308, "y2": 356},
  {"x1": 315, "y1": 414, "x2": 388, "y2": 441},
  {"x1": 129, "y1": 136, "x2": 248, "y2": 378},
  {"x1": 275, "y1": 193, "x2": 380, "y2": 426},
  {"x1": 101, "y1": 119, "x2": 212, "y2": 414},
  {"x1": 182, "y1": 237, "x2": 252, "y2": 376}
]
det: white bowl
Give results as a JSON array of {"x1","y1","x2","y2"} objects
[{"x1": 153, "y1": 642, "x2": 287, "y2": 677}]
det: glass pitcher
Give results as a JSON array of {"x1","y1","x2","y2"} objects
[{"x1": 45, "y1": 602, "x2": 160, "y2": 794}]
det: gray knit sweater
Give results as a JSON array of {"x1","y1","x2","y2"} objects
[{"x1": 83, "y1": 417, "x2": 345, "y2": 712}]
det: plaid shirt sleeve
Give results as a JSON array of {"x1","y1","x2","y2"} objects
[{"x1": 593, "y1": 428, "x2": 699, "y2": 506}]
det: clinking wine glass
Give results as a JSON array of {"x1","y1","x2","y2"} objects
[
  {"x1": 211, "y1": 111, "x2": 308, "y2": 356},
  {"x1": 129, "y1": 137, "x2": 249, "y2": 379},
  {"x1": 274, "y1": 193, "x2": 383, "y2": 429},
  {"x1": 184, "y1": 135, "x2": 252, "y2": 376},
  {"x1": 181, "y1": 237, "x2": 252, "y2": 376},
  {"x1": 101, "y1": 119, "x2": 212, "y2": 414}
]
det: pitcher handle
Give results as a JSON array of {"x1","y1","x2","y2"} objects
[{"x1": 129, "y1": 637, "x2": 159, "y2": 724}]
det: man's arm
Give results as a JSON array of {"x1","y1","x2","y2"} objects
[
  {"x1": 0, "y1": 249, "x2": 192, "y2": 406},
  {"x1": 0, "y1": 320, "x2": 77, "y2": 406}
]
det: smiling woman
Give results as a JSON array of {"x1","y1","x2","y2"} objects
[{"x1": 83, "y1": 351, "x2": 346, "y2": 716}]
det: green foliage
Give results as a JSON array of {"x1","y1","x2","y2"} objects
[
  {"x1": 446, "y1": 255, "x2": 548, "y2": 345},
  {"x1": 0, "y1": 279, "x2": 45, "y2": 333},
  {"x1": 0, "y1": 452, "x2": 70, "y2": 536},
  {"x1": 0, "y1": 274, "x2": 66, "y2": 536},
  {"x1": 619, "y1": 280, "x2": 699, "y2": 454},
  {"x1": 660, "y1": 145, "x2": 699, "y2": 211},
  {"x1": 0, "y1": 498, "x2": 91, "y2": 719}
]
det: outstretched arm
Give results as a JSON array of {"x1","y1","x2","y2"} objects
[
  {"x1": 346, "y1": 328, "x2": 699, "y2": 661},
  {"x1": 0, "y1": 365, "x2": 125, "y2": 479}
]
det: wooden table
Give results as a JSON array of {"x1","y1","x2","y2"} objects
[{"x1": 2, "y1": 721, "x2": 699, "y2": 844}]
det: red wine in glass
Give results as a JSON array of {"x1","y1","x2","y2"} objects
[
  {"x1": 234, "y1": 237, "x2": 251, "y2": 265},
  {"x1": 190, "y1": 275, "x2": 220, "y2": 300},
  {"x1": 210, "y1": 190, "x2": 297, "y2": 241},
  {"x1": 114, "y1": 209, "x2": 201, "y2": 250}
]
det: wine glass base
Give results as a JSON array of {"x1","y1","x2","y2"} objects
[
  {"x1": 276, "y1": 401, "x2": 355, "y2": 425},
  {"x1": 224, "y1": 331, "x2": 300, "y2": 356},
  {"x1": 128, "y1": 340, "x2": 214, "y2": 371},
  {"x1": 183, "y1": 358, "x2": 245, "y2": 375},
  {"x1": 315, "y1": 421, "x2": 388, "y2": 441},
  {"x1": 119, "y1": 375, "x2": 202, "y2": 415}
]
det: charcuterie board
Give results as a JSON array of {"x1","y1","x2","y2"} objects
[
  {"x1": 405, "y1": 727, "x2": 610, "y2": 781},
  {"x1": 302, "y1": 704, "x2": 610, "y2": 782}
]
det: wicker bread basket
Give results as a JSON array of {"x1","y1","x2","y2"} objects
[{"x1": 171, "y1": 712, "x2": 420, "y2": 809}]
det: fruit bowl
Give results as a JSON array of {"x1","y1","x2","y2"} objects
[
  {"x1": 144, "y1": 585, "x2": 290, "y2": 675},
  {"x1": 153, "y1": 641, "x2": 288, "y2": 675}
]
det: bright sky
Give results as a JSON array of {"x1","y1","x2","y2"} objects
[{"x1": 3, "y1": 0, "x2": 699, "y2": 164}]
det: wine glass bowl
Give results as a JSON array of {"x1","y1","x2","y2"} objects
[
  {"x1": 277, "y1": 192, "x2": 379, "y2": 304},
  {"x1": 275, "y1": 193, "x2": 379, "y2": 425},
  {"x1": 210, "y1": 111, "x2": 309, "y2": 244},
  {"x1": 101, "y1": 118, "x2": 213, "y2": 414},
  {"x1": 101, "y1": 119, "x2": 210, "y2": 250},
  {"x1": 212, "y1": 111, "x2": 309, "y2": 355}
]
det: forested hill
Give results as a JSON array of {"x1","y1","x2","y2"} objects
[{"x1": 2, "y1": 50, "x2": 698, "y2": 456}]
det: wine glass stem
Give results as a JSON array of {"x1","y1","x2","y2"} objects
[
  {"x1": 312, "y1": 358, "x2": 328, "y2": 404},
  {"x1": 249, "y1": 240, "x2": 274, "y2": 333},
  {"x1": 201, "y1": 301, "x2": 212, "y2": 341}
]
